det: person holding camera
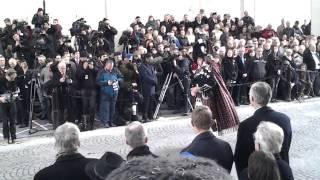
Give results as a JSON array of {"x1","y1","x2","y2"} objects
[
  {"x1": 32, "y1": 8, "x2": 45, "y2": 29},
  {"x1": 97, "y1": 60, "x2": 123, "y2": 128},
  {"x1": 118, "y1": 54, "x2": 140, "y2": 123},
  {"x1": 99, "y1": 19, "x2": 118, "y2": 54},
  {"x1": 44, "y1": 61, "x2": 73, "y2": 128},
  {"x1": 76, "y1": 59, "x2": 98, "y2": 130},
  {"x1": 0, "y1": 68, "x2": 19, "y2": 143},
  {"x1": 173, "y1": 48, "x2": 191, "y2": 115},
  {"x1": 138, "y1": 53, "x2": 158, "y2": 122}
]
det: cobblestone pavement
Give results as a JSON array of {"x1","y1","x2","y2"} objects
[{"x1": 0, "y1": 98, "x2": 320, "y2": 180}]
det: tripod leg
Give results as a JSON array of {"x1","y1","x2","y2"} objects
[
  {"x1": 153, "y1": 73, "x2": 173, "y2": 119},
  {"x1": 176, "y1": 77, "x2": 193, "y2": 111}
]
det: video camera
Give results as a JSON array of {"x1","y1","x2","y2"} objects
[
  {"x1": 70, "y1": 18, "x2": 90, "y2": 36},
  {"x1": 98, "y1": 18, "x2": 109, "y2": 32}
]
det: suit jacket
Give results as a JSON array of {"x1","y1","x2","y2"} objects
[
  {"x1": 234, "y1": 106, "x2": 292, "y2": 175},
  {"x1": 34, "y1": 153, "x2": 96, "y2": 180},
  {"x1": 303, "y1": 49, "x2": 320, "y2": 71},
  {"x1": 181, "y1": 131, "x2": 233, "y2": 173},
  {"x1": 235, "y1": 55, "x2": 248, "y2": 82},
  {"x1": 138, "y1": 63, "x2": 157, "y2": 96}
]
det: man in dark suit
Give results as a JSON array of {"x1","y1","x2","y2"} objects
[
  {"x1": 34, "y1": 122, "x2": 96, "y2": 180},
  {"x1": 138, "y1": 53, "x2": 158, "y2": 122},
  {"x1": 239, "y1": 121, "x2": 294, "y2": 180},
  {"x1": 181, "y1": 106, "x2": 233, "y2": 173},
  {"x1": 303, "y1": 44, "x2": 320, "y2": 96},
  {"x1": 235, "y1": 47, "x2": 249, "y2": 105},
  {"x1": 234, "y1": 82, "x2": 292, "y2": 176}
]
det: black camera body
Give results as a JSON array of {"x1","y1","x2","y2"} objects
[{"x1": 70, "y1": 18, "x2": 89, "y2": 36}]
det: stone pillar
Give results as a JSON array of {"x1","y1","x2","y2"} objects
[
  {"x1": 311, "y1": 0, "x2": 320, "y2": 35},
  {"x1": 240, "y1": 0, "x2": 244, "y2": 17}
]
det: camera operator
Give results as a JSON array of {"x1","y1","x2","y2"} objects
[
  {"x1": 173, "y1": 48, "x2": 191, "y2": 115},
  {"x1": 118, "y1": 54, "x2": 140, "y2": 123},
  {"x1": 118, "y1": 27, "x2": 139, "y2": 54},
  {"x1": 31, "y1": 8, "x2": 45, "y2": 29},
  {"x1": 95, "y1": 51, "x2": 109, "y2": 70},
  {"x1": 0, "y1": 18, "x2": 15, "y2": 57},
  {"x1": 12, "y1": 32, "x2": 33, "y2": 67},
  {"x1": 40, "y1": 59, "x2": 53, "y2": 122},
  {"x1": 32, "y1": 29, "x2": 52, "y2": 61},
  {"x1": 62, "y1": 52, "x2": 81, "y2": 123},
  {"x1": 138, "y1": 53, "x2": 158, "y2": 122},
  {"x1": 0, "y1": 68, "x2": 19, "y2": 143},
  {"x1": 57, "y1": 36, "x2": 74, "y2": 55},
  {"x1": 76, "y1": 30, "x2": 90, "y2": 55},
  {"x1": 88, "y1": 30, "x2": 108, "y2": 57},
  {"x1": 44, "y1": 61, "x2": 74, "y2": 129},
  {"x1": 99, "y1": 18, "x2": 118, "y2": 54},
  {"x1": 76, "y1": 59, "x2": 98, "y2": 130}
]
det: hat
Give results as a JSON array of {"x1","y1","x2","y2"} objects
[
  {"x1": 37, "y1": 8, "x2": 43, "y2": 12},
  {"x1": 85, "y1": 152, "x2": 124, "y2": 180}
]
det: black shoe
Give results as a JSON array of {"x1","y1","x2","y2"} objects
[
  {"x1": 104, "y1": 124, "x2": 110, "y2": 128},
  {"x1": 109, "y1": 122, "x2": 117, "y2": 127}
]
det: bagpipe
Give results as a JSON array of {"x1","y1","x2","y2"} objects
[{"x1": 192, "y1": 64, "x2": 216, "y2": 106}]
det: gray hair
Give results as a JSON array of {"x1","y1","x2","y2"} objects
[
  {"x1": 54, "y1": 122, "x2": 80, "y2": 154},
  {"x1": 125, "y1": 121, "x2": 147, "y2": 148},
  {"x1": 249, "y1": 82, "x2": 272, "y2": 106},
  {"x1": 254, "y1": 121, "x2": 284, "y2": 154}
]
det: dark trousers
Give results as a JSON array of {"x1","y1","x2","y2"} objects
[
  {"x1": 142, "y1": 95, "x2": 156, "y2": 119},
  {"x1": 99, "y1": 93, "x2": 118, "y2": 125},
  {"x1": 17, "y1": 99, "x2": 29, "y2": 126},
  {"x1": 81, "y1": 90, "x2": 96, "y2": 129},
  {"x1": 268, "y1": 76, "x2": 280, "y2": 100},
  {"x1": 0, "y1": 102, "x2": 17, "y2": 139}
]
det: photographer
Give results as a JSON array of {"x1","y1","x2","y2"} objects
[
  {"x1": 118, "y1": 27, "x2": 139, "y2": 54},
  {"x1": 97, "y1": 60, "x2": 123, "y2": 128},
  {"x1": 88, "y1": 31, "x2": 108, "y2": 57},
  {"x1": 138, "y1": 53, "x2": 158, "y2": 122},
  {"x1": 0, "y1": 18, "x2": 14, "y2": 57},
  {"x1": 44, "y1": 61, "x2": 73, "y2": 129},
  {"x1": 173, "y1": 48, "x2": 191, "y2": 115},
  {"x1": 76, "y1": 59, "x2": 98, "y2": 130},
  {"x1": 12, "y1": 32, "x2": 32, "y2": 65},
  {"x1": 32, "y1": 29, "x2": 52, "y2": 61},
  {"x1": 31, "y1": 8, "x2": 45, "y2": 29},
  {"x1": 99, "y1": 18, "x2": 118, "y2": 53},
  {"x1": 118, "y1": 54, "x2": 140, "y2": 123},
  {"x1": 0, "y1": 68, "x2": 19, "y2": 143}
]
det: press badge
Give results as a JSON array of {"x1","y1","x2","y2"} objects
[{"x1": 85, "y1": 75, "x2": 89, "y2": 80}]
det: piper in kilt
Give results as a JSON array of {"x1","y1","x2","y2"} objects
[{"x1": 191, "y1": 54, "x2": 239, "y2": 135}]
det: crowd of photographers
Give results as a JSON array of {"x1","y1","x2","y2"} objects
[{"x1": 1, "y1": 8, "x2": 320, "y2": 137}]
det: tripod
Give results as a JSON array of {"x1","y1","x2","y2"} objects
[
  {"x1": 153, "y1": 72, "x2": 194, "y2": 119},
  {"x1": 28, "y1": 74, "x2": 50, "y2": 134}
]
